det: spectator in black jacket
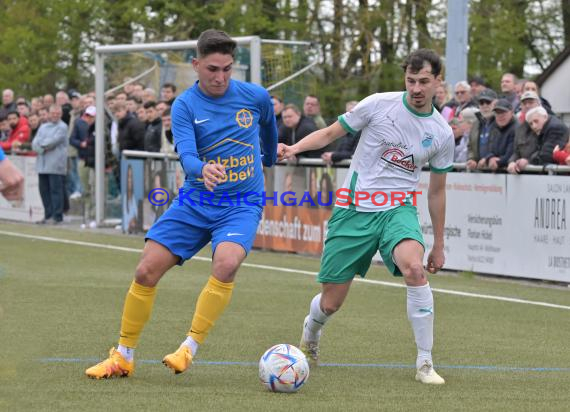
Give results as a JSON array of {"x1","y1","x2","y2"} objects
[
  {"x1": 56, "y1": 91, "x2": 72, "y2": 125},
  {"x1": 1, "y1": 89, "x2": 17, "y2": 118},
  {"x1": 70, "y1": 106, "x2": 96, "y2": 162},
  {"x1": 483, "y1": 99, "x2": 517, "y2": 171},
  {"x1": 113, "y1": 101, "x2": 145, "y2": 151},
  {"x1": 278, "y1": 104, "x2": 320, "y2": 158},
  {"x1": 521, "y1": 81, "x2": 553, "y2": 114},
  {"x1": 143, "y1": 101, "x2": 162, "y2": 152},
  {"x1": 525, "y1": 106, "x2": 569, "y2": 166}
]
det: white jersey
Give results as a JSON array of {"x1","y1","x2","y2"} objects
[{"x1": 337, "y1": 91, "x2": 454, "y2": 212}]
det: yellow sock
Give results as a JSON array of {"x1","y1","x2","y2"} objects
[
  {"x1": 188, "y1": 276, "x2": 234, "y2": 344},
  {"x1": 118, "y1": 280, "x2": 157, "y2": 348}
]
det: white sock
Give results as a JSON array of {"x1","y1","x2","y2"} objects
[
  {"x1": 117, "y1": 344, "x2": 134, "y2": 362},
  {"x1": 303, "y1": 293, "x2": 329, "y2": 342},
  {"x1": 183, "y1": 336, "x2": 199, "y2": 357},
  {"x1": 407, "y1": 283, "x2": 434, "y2": 369}
]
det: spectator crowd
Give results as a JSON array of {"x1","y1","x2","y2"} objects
[
  {"x1": 435, "y1": 73, "x2": 570, "y2": 170},
  {"x1": 1, "y1": 70, "x2": 569, "y2": 224},
  {"x1": 0, "y1": 81, "x2": 177, "y2": 225}
]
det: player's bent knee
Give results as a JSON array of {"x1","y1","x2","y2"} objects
[
  {"x1": 320, "y1": 297, "x2": 343, "y2": 315},
  {"x1": 134, "y1": 260, "x2": 162, "y2": 287},
  {"x1": 402, "y1": 262, "x2": 427, "y2": 285},
  {"x1": 212, "y1": 255, "x2": 241, "y2": 282}
]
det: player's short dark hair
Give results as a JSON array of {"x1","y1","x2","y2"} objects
[
  {"x1": 7, "y1": 110, "x2": 19, "y2": 118},
  {"x1": 271, "y1": 95, "x2": 283, "y2": 103},
  {"x1": 127, "y1": 96, "x2": 141, "y2": 104},
  {"x1": 197, "y1": 29, "x2": 237, "y2": 58},
  {"x1": 162, "y1": 107, "x2": 171, "y2": 117},
  {"x1": 162, "y1": 83, "x2": 176, "y2": 93},
  {"x1": 401, "y1": 49, "x2": 442, "y2": 77},
  {"x1": 143, "y1": 101, "x2": 157, "y2": 109}
]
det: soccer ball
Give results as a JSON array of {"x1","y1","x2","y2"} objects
[{"x1": 259, "y1": 344, "x2": 310, "y2": 393}]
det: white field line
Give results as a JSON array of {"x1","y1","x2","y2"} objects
[{"x1": 1, "y1": 230, "x2": 569, "y2": 311}]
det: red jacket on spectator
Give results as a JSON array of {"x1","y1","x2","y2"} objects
[
  {"x1": 1, "y1": 116, "x2": 30, "y2": 151},
  {"x1": 552, "y1": 142, "x2": 570, "y2": 165}
]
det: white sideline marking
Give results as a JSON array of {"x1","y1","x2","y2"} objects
[{"x1": 1, "y1": 229, "x2": 569, "y2": 311}]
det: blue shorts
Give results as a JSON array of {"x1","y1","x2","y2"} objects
[{"x1": 145, "y1": 199, "x2": 262, "y2": 265}]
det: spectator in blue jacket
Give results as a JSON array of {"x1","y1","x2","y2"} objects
[{"x1": 32, "y1": 105, "x2": 68, "y2": 223}]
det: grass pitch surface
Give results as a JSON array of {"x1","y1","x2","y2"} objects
[{"x1": 0, "y1": 222, "x2": 569, "y2": 411}]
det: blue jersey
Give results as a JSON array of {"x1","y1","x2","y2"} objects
[
  {"x1": 171, "y1": 79, "x2": 278, "y2": 204},
  {"x1": 0, "y1": 146, "x2": 5, "y2": 162}
]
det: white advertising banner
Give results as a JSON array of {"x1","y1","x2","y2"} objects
[
  {"x1": 416, "y1": 172, "x2": 509, "y2": 276},
  {"x1": 505, "y1": 175, "x2": 570, "y2": 282},
  {"x1": 414, "y1": 172, "x2": 569, "y2": 283},
  {"x1": 0, "y1": 155, "x2": 44, "y2": 222}
]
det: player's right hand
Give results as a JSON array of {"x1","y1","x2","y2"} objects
[
  {"x1": 277, "y1": 143, "x2": 296, "y2": 161},
  {"x1": 201, "y1": 163, "x2": 226, "y2": 192}
]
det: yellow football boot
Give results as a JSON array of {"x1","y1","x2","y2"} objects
[
  {"x1": 162, "y1": 345, "x2": 193, "y2": 374},
  {"x1": 85, "y1": 347, "x2": 134, "y2": 379}
]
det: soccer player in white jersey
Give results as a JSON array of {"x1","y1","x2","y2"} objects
[{"x1": 278, "y1": 49, "x2": 454, "y2": 384}]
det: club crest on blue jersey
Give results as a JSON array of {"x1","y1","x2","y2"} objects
[
  {"x1": 421, "y1": 132, "x2": 434, "y2": 148},
  {"x1": 236, "y1": 109, "x2": 254, "y2": 128}
]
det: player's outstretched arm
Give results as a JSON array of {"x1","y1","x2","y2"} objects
[
  {"x1": 278, "y1": 121, "x2": 346, "y2": 161},
  {"x1": 426, "y1": 172, "x2": 447, "y2": 273}
]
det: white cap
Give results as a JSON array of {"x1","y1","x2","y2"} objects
[{"x1": 85, "y1": 105, "x2": 96, "y2": 117}]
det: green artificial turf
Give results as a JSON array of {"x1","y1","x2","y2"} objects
[{"x1": 0, "y1": 222, "x2": 569, "y2": 411}]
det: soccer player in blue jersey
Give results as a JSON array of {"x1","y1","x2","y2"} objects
[{"x1": 86, "y1": 29, "x2": 278, "y2": 379}]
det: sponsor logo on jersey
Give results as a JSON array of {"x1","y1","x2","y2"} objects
[
  {"x1": 236, "y1": 109, "x2": 253, "y2": 128},
  {"x1": 379, "y1": 138, "x2": 409, "y2": 151},
  {"x1": 380, "y1": 148, "x2": 416, "y2": 174},
  {"x1": 421, "y1": 132, "x2": 435, "y2": 148}
]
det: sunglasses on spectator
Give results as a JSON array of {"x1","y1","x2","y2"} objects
[{"x1": 479, "y1": 100, "x2": 492, "y2": 105}]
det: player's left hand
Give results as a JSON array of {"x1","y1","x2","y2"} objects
[{"x1": 426, "y1": 247, "x2": 445, "y2": 274}]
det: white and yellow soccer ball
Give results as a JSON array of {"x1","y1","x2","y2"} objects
[{"x1": 259, "y1": 344, "x2": 310, "y2": 393}]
